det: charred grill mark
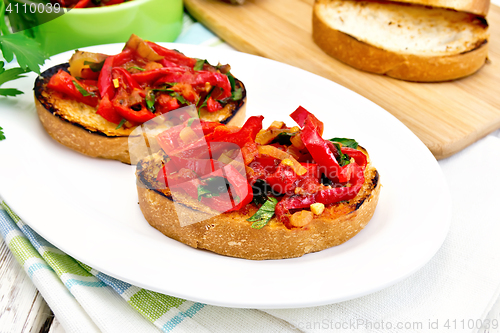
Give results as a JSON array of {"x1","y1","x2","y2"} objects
[
  {"x1": 34, "y1": 63, "x2": 121, "y2": 138},
  {"x1": 355, "y1": 198, "x2": 366, "y2": 210},
  {"x1": 372, "y1": 170, "x2": 379, "y2": 189}
]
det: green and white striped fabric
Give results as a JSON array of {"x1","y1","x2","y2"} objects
[{"x1": 0, "y1": 201, "x2": 301, "y2": 333}]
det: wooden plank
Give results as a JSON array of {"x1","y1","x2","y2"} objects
[
  {"x1": 184, "y1": 0, "x2": 500, "y2": 159},
  {"x1": 0, "y1": 239, "x2": 54, "y2": 333}
]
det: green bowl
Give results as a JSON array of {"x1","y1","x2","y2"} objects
[{"x1": 32, "y1": 0, "x2": 183, "y2": 56}]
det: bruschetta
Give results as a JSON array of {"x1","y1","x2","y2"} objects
[
  {"x1": 136, "y1": 106, "x2": 380, "y2": 260},
  {"x1": 34, "y1": 34, "x2": 246, "y2": 164}
]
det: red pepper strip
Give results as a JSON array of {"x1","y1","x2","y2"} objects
[
  {"x1": 341, "y1": 147, "x2": 367, "y2": 170},
  {"x1": 301, "y1": 115, "x2": 346, "y2": 183},
  {"x1": 200, "y1": 121, "x2": 224, "y2": 136},
  {"x1": 159, "y1": 58, "x2": 178, "y2": 68},
  {"x1": 112, "y1": 99, "x2": 155, "y2": 123},
  {"x1": 97, "y1": 56, "x2": 114, "y2": 99},
  {"x1": 146, "y1": 42, "x2": 197, "y2": 68},
  {"x1": 80, "y1": 68, "x2": 99, "y2": 80},
  {"x1": 210, "y1": 116, "x2": 264, "y2": 148},
  {"x1": 73, "y1": 0, "x2": 90, "y2": 8},
  {"x1": 47, "y1": 70, "x2": 98, "y2": 107},
  {"x1": 315, "y1": 163, "x2": 365, "y2": 203},
  {"x1": 112, "y1": 67, "x2": 141, "y2": 90},
  {"x1": 206, "y1": 96, "x2": 222, "y2": 112},
  {"x1": 275, "y1": 163, "x2": 364, "y2": 221},
  {"x1": 169, "y1": 155, "x2": 222, "y2": 177},
  {"x1": 300, "y1": 163, "x2": 319, "y2": 179},
  {"x1": 241, "y1": 141, "x2": 259, "y2": 165},
  {"x1": 266, "y1": 164, "x2": 298, "y2": 195},
  {"x1": 97, "y1": 94, "x2": 122, "y2": 124},
  {"x1": 131, "y1": 67, "x2": 188, "y2": 84},
  {"x1": 113, "y1": 48, "x2": 134, "y2": 67},
  {"x1": 218, "y1": 164, "x2": 253, "y2": 212},
  {"x1": 290, "y1": 106, "x2": 324, "y2": 136},
  {"x1": 156, "y1": 125, "x2": 185, "y2": 153},
  {"x1": 191, "y1": 71, "x2": 232, "y2": 99}
]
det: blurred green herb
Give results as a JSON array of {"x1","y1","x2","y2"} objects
[{"x1": 0, "y1": 0, "x2": 48, "y2": 141}]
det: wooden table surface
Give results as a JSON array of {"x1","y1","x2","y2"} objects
[{"x1": 0, "y1": 238, "x2": 65, "y2": 333}]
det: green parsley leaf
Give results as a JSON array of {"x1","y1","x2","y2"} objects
[
  {"x1": 197, "y1": 177, "x2": 228, "y2": 201},
  {"x1": 193, "y1": 59, "x2": 207, "y2": 71},
  {"x1": 0, "y1": 2, "x2": 10, "y2": 36},
  {"x1": 231, "y1": 87, "x2": 243, "y2": 101},
  {"x1": 0, "y1": 33, "x2": 46, "y2": 74},
  {"x1": 0, "y1": 88, "x2": 23, "y2": 96},
  {"x1": 0, "y1": 66, "x2": 26, "y2": 84},
  {"x1": 127, "y1": 65, "x2": 145, "y2": 72},
  {"x1": 271, "y1": 131, "x2": 296, "y2": 145},
  {"x1": 146, "y1": 90, "x2": 156, "y2": 112},
  {"x1": 84, "y1": 60, "x2": 105, "y2": 72},
  {"x1": 187, "y1": 118, "x2": 197, "y2": 127},
  {"x1": 247, "y1": 197, "x2": 278, "y2": 229},
  {"x1": 329, "y1": 137, "x2": 358, "y2": 149},
  {"x1": 198, "y1": 86, "x2": 216, "y2": 109},
  {"x1": 72, "y1": 80, "x2": 96, "y2": 97},
  {"x1": 225, "y1": 72, "x2": 236, "y2": 91},
  {"x1": 115, "y1": 118, "x2": 127, "y2": 130},
  {"x1": 170, "y1": 92, "x2": 187, "y2": 105},
  {"x1": 0, "y1": 126, "x2": 5, "y2": 141},
  {"x1": 332, "y1": 142, "x2": 351, "y2": 167}
]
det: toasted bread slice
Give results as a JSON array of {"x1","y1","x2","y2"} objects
[
  {"x1": 34, "y1": 64, "x2": 247, "y2": 164},
  {"x1": 384, "y1": 0, "x2": 490, "y2": 16},
  {"x1": 313, "y1": 0, "x2": 489, "y2": 81},
  {"x1": 135, "y1": 148, "x2": 380, "y2": 260}
]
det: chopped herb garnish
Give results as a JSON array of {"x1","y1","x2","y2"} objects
[
  {"x1": 170, "y1": 92, "x2": 188, "y2": 105},
  {"x1": 146, "y1": 90, "x2": 156, "y2": 112},
  {"x1": 329, "y1": 137, "x2": 358, "y2": 149},
  {"x1": 332, "y1": 142, "x2": 351, "y2": 166},
  {"x1": 225, "y1": 72, "x2": 236, "y2": 91},
  {"x1": 198, "y1": 86, "x2": 216, "y2": 110},
  {"x1": 194, "y1": 58, "x2": 207, "y2": 71},
  {"x1": 272, "y1": 131, "x2": 296, "y2": 145},
  {"x1": 115, "y1": 118, "x2": 127, "y2": 130},
  {"x1": 231, "y1": 87, "x2": 243, "y2": 101},
  {"x1": 128, "y1": 65, "x2": 146, "y2": 72},
  {"x1": 187, "y1": 118, "x2": 197, "y2": 127},
  {"x1": 72, "y1": 80, "x2": 96, "y2": 97},
  {"x1": 247, "y1": 197, "x2": 278, "y2": 229},
  {"x1": 197, "y1": 177, "x2": 229, "y2": 201},
  {"x1": 0, "y1": 126, "x2": 5, "y2": 141},
  {"x1": 84, "y1": 60, "x2": 105, "y2": 72}
]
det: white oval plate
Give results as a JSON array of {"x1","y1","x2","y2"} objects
[{"x1": 0, "y1": 44, "x2": 451, "y2": 308}]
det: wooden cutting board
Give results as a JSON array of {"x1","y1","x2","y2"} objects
[{"x1": 184, "y1": 0, "x2": 500, "y2": 159}]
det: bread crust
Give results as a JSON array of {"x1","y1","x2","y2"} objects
[
  {"x1": 312, "y1": 4, "x2": 489, "y2": 82},
  {"x1": 34, "y1": 63, "x2": 247, "y2": 163},
  {"x1": 136, "y1": 151, "x2": 381, "y2": 260},
  {"x1": 383, "y1": 0, "x2": 490, "y2": 16}
]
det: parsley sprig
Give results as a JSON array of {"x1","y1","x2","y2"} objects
[
  {"x1": 0, "y1": 1, "x2": 47, "y2": 141},
  {"x1": 247, "y1": 197, "x2": 278, "y2": 229}
]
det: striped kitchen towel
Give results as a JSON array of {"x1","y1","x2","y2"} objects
[{"x1": 0, "y1": 201, "x2": 298, "y2": 333}]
